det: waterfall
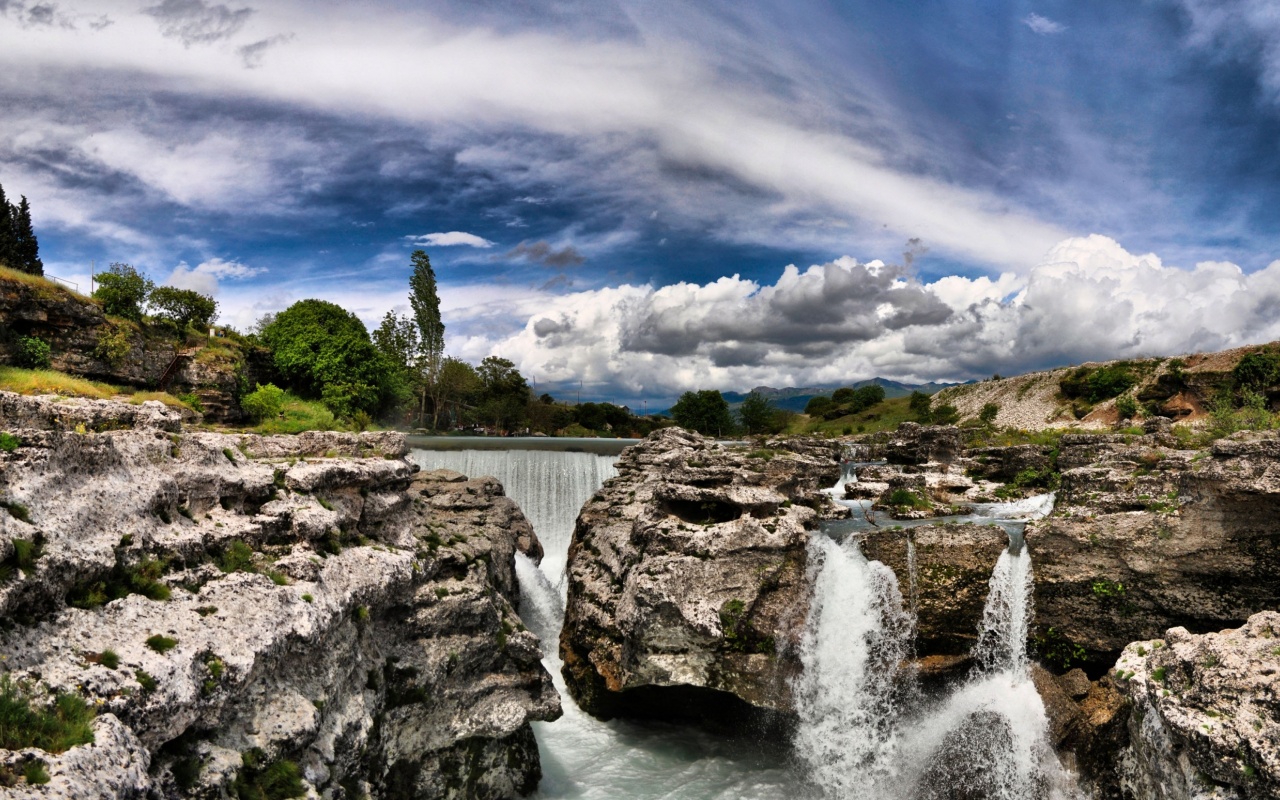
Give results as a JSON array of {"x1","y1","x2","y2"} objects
[
  {"x1": 905, "y1": 532, "x2": 919, "y2": 617},
  {"x1": 793, "y1": 535, "x2": 914, "y2": 798},
  {"x1": 972, "y1": 529, "x2": 1034, "y2": 675},
  {"x1": 410, "y1": 448, "x2": 617, "y2": 586}
]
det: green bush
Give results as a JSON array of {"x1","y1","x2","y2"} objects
[
  {"x1": 148, "y1": 286, "x2": 218, "y2": 330},
  {"x1": 979, "y1": 403, "x2": 1000, "y2": 426},
  {"x1": 14, "y1": 336, "x2": 51, "y2": 369},
  {"x1": 93, "y1": 321, "x2": 132, "y2": 367},
  {"x1": 0, "y1": 432, "x2": 18, "y2": 452},
  {"x1": 1060, "y1": 364, "x2": 1137, "y2": 403},
  {"x1": 1233, "y1": 350, "x2": 1280, "y2": 392},
  {"x1": 1116, "y1": 394, "x2": 1138, "y2": 420},
  {"x1": 886, "y1": 488, "x2": 930, "y2": 510},
  {"x1": 0, "y1": 675, "x2": 96, "y2": 753},
  {"x1": 241, "y1": 383, "x2": 286, "y2": 422},
  {"x1": 218, "y1": 541, "x2": 257, "y2": 574}
]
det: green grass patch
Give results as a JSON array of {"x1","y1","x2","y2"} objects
[
  {"x1": 885, "y1": 488, "x2": 931, "y2": 510},
  {"x1": 0, "y1": 432, "x2": 19, "y2": 452},
  {"x1": 0, "y1": 674, "x2": 96, "y2": 753},
  {"x1": 0, "y1": 264, "x2": 96, "y2": 302},
  {"x1": 248, "y1": 393, "x2": 346, "y2": 435},
  {"x1": 145, "y1": 634, "x2": 178, "y2": 654},
  {"x1": 790, "y1": 395, "x2": 915, "y2": 436},
  {"x1": 68, "y1": 558, "x2": 171, "y2": 608},
  {"x1": 134, "y1": 670, "x2": 157, "y2": 693},
  {"x1": 232, "y1": 749, "x2": 305, "y2": 800},
  {"x1": 218, "y1": 541, "x2": 257, "y2": 574}
]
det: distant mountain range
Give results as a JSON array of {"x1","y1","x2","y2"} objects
[{"x1": 649, "y1": 378, "x2": 963, "y2": 416}]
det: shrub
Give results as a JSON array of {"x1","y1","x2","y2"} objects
[
  {"x1": 231, "y1": 749, "x2": 305, "y2": 800},
  {"x1": 93, "y1": 321, "x2": 132, "y2": 367},
  {"x1": 1060, "y1": 364, "x2": 1136, "y2": 403},
  {"x1": 1233, "y1": 350, "x2": 1280, "y2": 392},
  {"x1": 145, "y1": 634, "x2": 178, "y2": 654},
  {"x1": 100, "y1": 650, "x2": 120, "y2": 670},
  {"x1": 886, "y1": 488, "x2": 930, "y2": 510},
  {"x1": 134, "y1": 670, "x2": 157, "y2": 693},
  {"x1": 1116, "y1": 394, "x2": 1138, "y2": 420},
  {"x1": 241, "y1": 383, "x2": 286, "y2": 423},
  {"x1": 0, "y1": 675, "x2": 96, "y2": 753},
  {"x1": 218, "y1": 541, "x2": 257, "y2": 574},
  {"x1": 14, "y1": 336, "x2": 51, "y2": 369},
  {"x1": 979, "y1": 403, "x2": 1000, "y2": 426},
  {"x1": 0, "y1": 432, "x2": 18, "y2": 452},
  {"x1": 23, "y1": 760, "x2": 50, "y2": 785},
  {"x1": 931, "y1": 404, "x2": 960, "y2": 426}
]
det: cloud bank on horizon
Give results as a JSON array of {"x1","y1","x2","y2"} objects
[{"x1": 2, "y1": 0, "x2": 1280, "y2": 401}]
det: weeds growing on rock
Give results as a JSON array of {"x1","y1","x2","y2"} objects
[
  {"x1": 218, "y1": 541, "x2": 257, "y2": 573},
  {"x1": 0, "y1": 536, "x2": 42, "y2": 582},
  {"x1": 134, "y1": 670, "x2": 158, "y2": 693},
  {"x1": 146, "y1": 634, "x2": 178, "y2": 654},
  {"x1": 0, "y1": 432, "x2": 19, "y2": 452},
  {"x1": 0, "y1": 675, "x2": 96, "y2": 753},
  {"x1": 0, "y1": 500, "x2": 31, "y2": 524},
  {"x1": 232, "y1": 749, "x2": 305, "y2": 800}
]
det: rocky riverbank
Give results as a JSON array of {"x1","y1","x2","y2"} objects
[{"x1": 0, "y1": 391, "x2": 558, "y2": 798}]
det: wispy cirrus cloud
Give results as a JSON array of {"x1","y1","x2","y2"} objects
[{"x1": 1023, "y1": 13, "x2": 1065, "y2": 36}]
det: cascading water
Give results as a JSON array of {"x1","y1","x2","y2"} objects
[{"x1": 413, "y1": 443, "x2": 1081, "y2": 799}]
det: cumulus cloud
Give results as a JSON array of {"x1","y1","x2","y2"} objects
[
  {"x1": 506, "y1": 240, "x2": 586, "y2": 267},
  {"x1": 143, "y1": 0, "x2": 253, "y2": 46},
  {"x1": 1023, "y1": 13, "x2": 1065, "y2": 35},
  {"x1": 408, "y1": 231, "x2": 496, "y2": 248},
  {"x1": 164, "y1": 257, "x2": 264, "y2": 296},
  {"x1": 447, "y1": 236, "x2": 1280, "y2": 398}
]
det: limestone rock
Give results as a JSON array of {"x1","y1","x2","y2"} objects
[
  {"x1": 559, "y1": 427, "x2": 843, "y2": 722},
  {"x1": 1114, "y1": 612, "x2": 1280, "y2": 800},
  {"x1": 0, "y1": 393, "x2": 557, "y2": 799},
  {"x1": 884, "y1": 423, "x2": 963, "y2": 466}
]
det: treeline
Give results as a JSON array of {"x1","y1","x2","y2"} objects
[
  {"x1": 0, "y1": 180, "x2": 43, "y2": 276},
  {"x1": 241, "y1": 251, "x2": 664, "y2": 437}
]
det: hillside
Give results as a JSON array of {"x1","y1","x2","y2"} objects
[{"x1": 934, "y1": 342, "x2": 1278, "y2": 431}]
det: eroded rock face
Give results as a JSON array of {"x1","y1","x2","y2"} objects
[
  {"x1": 559, "y1": 427, "x2": 843, "y2": 722},
  {"x1": 860, "y1": 523, "x2": 1008, "y2": 661},
  {"x1": 1114, "y1": 612, "x2": 1280, "y2": 800},
  {"x1": 0, "y1": 394, "x2": 558, "y2": 799},
  {"x1": 1029, "y1": 431, "x2": 1280, "y2": 670},
  {"x1": 884, "y1": 422, "x2": 964, "y2": 466}
]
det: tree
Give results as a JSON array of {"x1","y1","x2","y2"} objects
[
  {"x1": 259, "y1": 299, "x2": 393, "y2": 417},
  {"x1": 804, "y1": 395, "x2": 833, "y2": 416},
  {"x1": 93, "y1": 263, "x2": 154, "y2": 321},
  {"x1": 12, "y1": 196, "x2": 42, "y2": 276},
  {"x1": 434, "y1": 357, "x2": 481, "y2": 429},
  {"x1": 0, "y1": 183, "x2": 14, "y2": 271},
  {"x1": 671, "y1": 390, "x2": 735, "y2": 437},
  {"x1": 372, "y1": 311, "x2": 419, "y2": 419},
  {"x1": 979, "y1": 402, "x2": 1000, "y2": 426},
  {"x1": 409, "y1": 250, "x2": 446, "y2": 425},
  {"x1": 908, "y1": 390, "x2": 932, "y2": 421},
  {"x1": 149, "y1": 286, "x2": 218, "y2": 329},
  {"x1": 739, "y1": 391, "x2": 783, "y2": 435},
  {"x1": 472, "y1": 355, "x2": 530, "y2": 431}
]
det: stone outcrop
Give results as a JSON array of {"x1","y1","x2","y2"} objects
[
  {"x1": 0, "y1": 276, "x2": 270, "y2": 422},
  {"x1": 883, "y1": 422, "x2": 963, "y2": 466},
  {"x1": 1114, "y1": 612, "x2": 1280, "y2": 800},
  {"x1": 559, "y1": 428, "x2": 843, "y2": 723},
  {"x1": 1029, "y1": 430, "x2": 1280, "y2": 671},
  {"x1": 860, "y1": 523, "x2": 1008, "y2": 663},
  {"x1": 0, "y1": 393, "x2": 558, "y2": 798}
]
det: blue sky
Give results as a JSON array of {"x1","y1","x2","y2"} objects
[{"x1": 3, "y1": 0, "x2": 1280, "y2": 404}]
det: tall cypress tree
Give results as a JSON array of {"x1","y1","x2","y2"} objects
[
  {"x1": 13, "y1": 196, "x2": 42, "y2": 276},
  {"x1": 408, "y1": 249, "x2": 446, "y2": 427},
  {"x1": 0, "y1": 182, "x2": 14, "y2": 271}
]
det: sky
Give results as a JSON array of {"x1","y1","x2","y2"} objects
[{"x1": 3, "y1": 0, "x2": 1280, "y2": 405}]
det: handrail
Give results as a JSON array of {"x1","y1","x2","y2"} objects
[{"x1": 46, "y1": 274, "x2": 79, "y2": 292}]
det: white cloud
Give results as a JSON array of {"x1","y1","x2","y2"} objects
[
  {"x1": 0, "y1": 0, "x2": 1072, "y2": 270},
  {"x1": 428, "y1": 235, "x2": 1280, "y2": 397},
  {"x1": 1023, "y1": 13, "x2": 1066, "y2": 36},
  {"x1": 164, "y1": 257, "x2": 264, "y2": 296},
  {"x1": 408, "y1": 231, "x2": 496, "y2": 248},
  {"x1": 1177, "y1": 0, "x2": 1280, "y2": 103}
]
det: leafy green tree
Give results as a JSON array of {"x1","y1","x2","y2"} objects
[
  {"x1": 831, "y1": 387, "x2": 857, "y2": 404},
  {"x1": 851, "y1": 385, "x2": 885, "y2": 410},
  {"x1": 259, "y1": 300, "x2": 393, "y2": 416},
  {"x1": 671, "y1": 390, "x2": 735, "y2": 436},
  {"x1": 149, "y1": 286, "x2": 218, "y2": 329},
  {"x1": 372, "y1": 311, "x2": 419, "y2": 419},
  {"x1": 739, "y1": 391, "x2": 783, "y2": 435},
  {"x1": 434, "y1": 357, "x2": 481, "y2": 429},
  {"x1": 471, "y1": 355, "x2": 530, "y2": 431},
  {"x1": 93, "y1": 263, "x2": 154, "y2": 321},
  {"x1": 908, "y1": 390, "x2": 932, "y2": 422},
  {"x1": 1233, "y1": 350, "x2": 1280, "y2": 394},
  {"x1": 804, "y1": 395, "x2": 834, "y2": 416}
]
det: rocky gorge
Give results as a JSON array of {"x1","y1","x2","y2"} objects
[{"x1": 4, "y1": 388, "x2": 1280, "y2": 800}]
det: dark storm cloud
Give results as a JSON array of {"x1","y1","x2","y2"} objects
[
  {"x1": 617, "y1": 259, "x2": 951, "y2": 358},
  {"x1": 506, "y1": 240, "x2": 586, "y2": 268},
  {"x1": 143, "y1": 0, "x2": 253, "y2": 46}
]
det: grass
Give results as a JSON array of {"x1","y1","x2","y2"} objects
[
  {"x1": 100, "y1": 650, "x2": 120, "y2": 669},
  {"x1": 231, "y1": 749, "x2": 305, "y2": 800},
  {"x1": 0, "y1": 264, "x2": 96, "y2": 303},
  {"x1": 249, "y1": 393, "x2": 344, "y2": 435},
  {"x1": 218, "y1": 541, "x2": 258, "y2": 574},
  {"x1": 146, "y1": 634, "x2": 179, "y2": 653},
  {"x1": 0, "y1": 674, "x2": 96, "y2": 753},
  {"x1": 0, "y1": 366, "x2": 198, "y2": 412},
  {"x1": 134, "y1": 670, "x2": 157, "y2": 692},
  {"x1": 68, "y1": 558, "x2": 171, "y2": 608},
  {"x1": 787, "y1": 395, "x2": 916, "y2": 436},
  {"x1": 0, "y1": 432, "x2": 19, "y2": 452}
]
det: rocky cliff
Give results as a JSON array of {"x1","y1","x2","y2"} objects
[
  {"x1": 0, "y1": 391, "x2": 558, "y2": 798},
  {"x1": 1114, "y1": 612, "x2": 1280, "y2": 800},
  {"x1": 558, "y1": 428, "x2": 843, "y2": 724},
  {"x1": 0, "y1": 274, "x2": 268, "y2": 422}
]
